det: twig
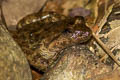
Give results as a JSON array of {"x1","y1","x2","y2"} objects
[
  {"x1": 92, "y1": 32, "x2": 120, "y2": 66},
  {"x1": 96, "y1": 4, "x2": 114, "y2": 35},
  {"x1": 90, "y1": 3, "x2": 120, "y2": 66},
  {"x1": 38, "y1": 0, "x2": 49, "y2": 12}
]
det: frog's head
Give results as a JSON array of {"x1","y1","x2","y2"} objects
[
  {"x1": 65, "y1": 16, "x2": 92, "y2": 43},
  {"x1": 70, "y1": 26, "x2": 92, "y2": 43}
]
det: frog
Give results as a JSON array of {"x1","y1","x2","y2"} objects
[{"x1": 14, "y1": 11, "x2": 92, "y2": 72}]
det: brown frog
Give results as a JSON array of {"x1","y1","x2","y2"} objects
[{"x1": 15, "y1": 11, "x2": 92, "y2": 72}]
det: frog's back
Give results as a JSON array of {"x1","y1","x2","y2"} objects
[
  {"x1": 17, "y1": 11, "x2": 66, "y2": 30},
  {"x1": 15, "y1": 11, "x2": 92, "y2": 72}
]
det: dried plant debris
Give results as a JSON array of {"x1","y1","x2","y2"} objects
[
  {"x1": 108, "y1": 4, "x2": 120, "y2": 21},
  {"x1": 94, "y1": 3, "x2": 120, "y2": 68}
]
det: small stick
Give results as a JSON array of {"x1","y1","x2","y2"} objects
[
  {"x1": 92, "y1": 32, "x2": 120, "y2": 66},
  {"x1": 38, "y1": 0, "x2": 49, "y2": 12},
  {"x1": 91, "y1": 3, "x2": 120, "y2": 66},
  {"x1": 96, "y1": 4, "x2": 114, "y2": 35}
]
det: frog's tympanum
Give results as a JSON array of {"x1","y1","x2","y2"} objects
[{"x1": 15, "y1": 11, "x2": 92, "y2": 72}]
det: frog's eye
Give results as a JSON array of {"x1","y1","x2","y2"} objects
[{"x1": 63, "y1": 28, "x2": 72, "y2": 33}]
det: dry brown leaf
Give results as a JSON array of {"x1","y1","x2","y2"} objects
[{"x1": 2, "y1": 0, "x2": 47, "y2": 27}]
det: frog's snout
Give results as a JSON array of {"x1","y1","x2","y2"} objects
[{"x1": 70, "y1": 29, "x2": 92, "y2": 43}]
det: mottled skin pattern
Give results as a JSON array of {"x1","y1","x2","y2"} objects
[{"x1": 15, "y1": 11, "x2": 92, "y2": 72}]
